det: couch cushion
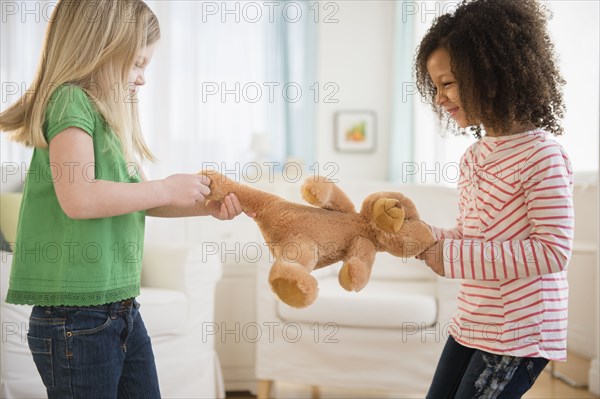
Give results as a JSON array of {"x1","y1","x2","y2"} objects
[
  {"x1": 138, "y1": 287, "x2": 188, "y2": 336},
  {"x1": 276, "y1": 277, "x2": 437, "y2": 329},
  {"x1": 370, "y1": 253, "x2": 435, "y2": 280}
]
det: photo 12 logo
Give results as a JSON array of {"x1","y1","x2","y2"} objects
[
  {"x1": 201, "y1": 321, "x2": 339, "y2": 344},
  {"x1": 201, "y1": 81, "x2": 339, "y2": 104},
  {"x1": 1, "y1": 1, "x2": 57, "y2": 24},
  {"x1": 200, "y1": 1, "x2": 340, "y2": 24}
]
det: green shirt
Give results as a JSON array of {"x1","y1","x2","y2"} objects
[{"x1": 6, "y1": 85, "x2": 146, "y2": 306}]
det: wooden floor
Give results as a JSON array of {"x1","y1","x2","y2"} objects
[{"x1": 227, "y1": 353, "x2": 599, "y2": 399}]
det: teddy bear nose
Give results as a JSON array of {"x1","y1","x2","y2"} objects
[{"x1": 373, "y1": 198, "x2": 405, "y2": 233}]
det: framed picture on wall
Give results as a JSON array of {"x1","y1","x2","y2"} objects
[{"x1": 334, "y1": 111, "x2": 376, "y2": 153}]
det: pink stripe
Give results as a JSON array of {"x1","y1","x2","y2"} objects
[
  {"x1": 481, "y1": 241, "x2": 486, "y2": 279},
  {"x1": 510, "y1": 244, "x2": 519, "y2": 278},
  {"x1": 541, "y1": 276, "x2": 568, "y2": 282},
  {"x1": 537, "y1": 237, "x2": 571, "y2": 252},
  {"x1": 541, "y1": 328, "x2": 568, "y2": 333},
  {"x1": 543, "y1": 297, "x2": 568, "y2": 302},
  {"x1": 458, "y1": 307, "x2": 504, "y2": 318},
  {"x1": 500, "y1": 278, "x2": 520, "y2": 287},
  {"x1": 450, "y1": 239, "x2": 455, "y2": 279},
  {"x1": 531, "y1": 239, "x2": 541, "y2": 275},
  {"x1": 526, "y1": 165, "x2": 567, "y2": 183},
  {"x1": 452, "y1": 335, "x2": 538, "y2": 353},
  {"x1": 519, "y1": 241, "x2": 530, "y2": 277},
  {"x1": 460, "y1": 240, "x2": 465, "y2": 278},
  {"x1": 536, "y1": 223, "x2": 574, "y2": 230},
  {"x1": 501, "y1": 245, "x2": 508, "y2": 279},
  {"x1": 543, "y1": 317, "x2": 568, "y2": 323},
  {"x1": 532, "y1": 184, "x2": 570, "y2": 193},
  {"x1": 504, "y1": 288, "x2": 543, "y2": 305},
  {"x1": 458, "y1": 297, "x2": 504, "y2": 308},
  {"x1": 462, "y1": 283, "x2": 500, "y2": 290},
  {"x1": 460, "y1": 291, "x2": 502, "y2": 301},
  {"x1": 504, "y1": 299, "x2": 544, "y2": 316},
  {"x1": 529, "y1": 205, "x2": 573, "y2": 211},
  {"x1": 491, "y1": 243, "x2": 497, "y2": 279},
  {"x1": 470, "y1": 241, "x2": 475, "y2": 278},
  {"x1": 489, "y1": 213, "x2": 528, "y2": 241},
  {"x1": 483, "y1": 199, "x2": 525, "y2": 233},
  {"x1": 504, "y1": 277, "x2": 542, "y2": 296}
]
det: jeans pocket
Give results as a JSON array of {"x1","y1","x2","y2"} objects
[
  {"x1": 67, "y1": 310, "x2": 113, "y2": 337},
  {"x1": 27, "y1": 336, "x2": 55, "y2": 389}
]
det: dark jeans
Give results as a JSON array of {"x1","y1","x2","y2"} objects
[
  {"x1": 27, "y1": 298, "x2": 161, "y2": 399},
  {"x1": 426, "y1": 335, "x2": 549, "y2": 399}
]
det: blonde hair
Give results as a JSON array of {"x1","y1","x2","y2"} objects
[{"x1": 0, "y1": 0, "x2": 160, "y2": 161}]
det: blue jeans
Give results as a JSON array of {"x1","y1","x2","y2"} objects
[
  {"x1": 426, "y1": 336, "x2": 548, "y2": 399},
  {"x1": 27, "y1": 298, "x2": 161, "y2": 399}
]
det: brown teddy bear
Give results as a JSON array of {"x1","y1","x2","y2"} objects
[{"x1": 201, "y1": 170, "x2": 435, "y2": 308}]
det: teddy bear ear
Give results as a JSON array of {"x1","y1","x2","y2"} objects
[{"x1": 373, "y1": 198, "x2": 405, "y2": 233}]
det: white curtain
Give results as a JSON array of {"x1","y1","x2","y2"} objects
[
  {"x1": 140, "y1": 1, "x2": 269, "y2": 179},
  {"x1": 1, "y1": 0, "x2": 316, "y2": 182},
  {"x1": 0, "y1": 0, "x2": 47, "y2": 170}
]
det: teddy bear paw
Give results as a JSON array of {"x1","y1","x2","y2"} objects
[
  {"x1": 269, "y1": 260, "x2": 319, "y2": 308},
  {"x1": 338, "y1": 257, "x2": 371, "y2": 292},
  {"x1": 300, "y1": 176, "x2": 334, "y2": 208}
]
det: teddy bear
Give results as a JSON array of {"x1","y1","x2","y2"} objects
[{"x1": 201, "y1": 170, "x2": 435, "y2": 308}]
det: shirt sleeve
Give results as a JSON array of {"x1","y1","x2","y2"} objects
[
  {"x1": 45, "y1": 85, "x2": 96, "y2": 142},
  {"x1": 429, "y1": 217, "x2": 463, "y2": 240},
  {"x1": 443, "y1": 141, "x2": 574, "y2": 280}
]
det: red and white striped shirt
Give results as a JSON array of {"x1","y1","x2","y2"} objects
[{"x1": 430, "y1": 129, "x2": 573, "y2": 360}]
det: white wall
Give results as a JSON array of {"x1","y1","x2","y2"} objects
[
  {"x1": 547, "y1": 1, "x2": 600, "y2": 172},
  {"x1": 315, "y1": 1, "x2": 394, "y2": 181}
]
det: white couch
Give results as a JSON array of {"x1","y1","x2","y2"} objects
[
  {"x1": 253, "y1": 174, "x2": 600, "y2": 398},
  {"x1": 254, "y1": 180, "x2": 461, "y2": 398},
  {"x1": 0, "y1": 192, "x2": 225, "y2": 399}
]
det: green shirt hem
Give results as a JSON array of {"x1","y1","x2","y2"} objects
[{"x1": 5, "y1": 285, "x2": 141, "y2": 306}]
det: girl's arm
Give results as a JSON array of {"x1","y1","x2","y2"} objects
[
  {"x1": 146, "y1": 194, "x2": 243, "y2": 219},
  {"x1": 137, "y1": 160, "x2": 246, "y2": 219},
  {"x1": 427, "y1": 215, "x2": 463, "y2": 240},
  {"x1": 50, "y1": 127, "x2": 210, "y2": 219},
  {"x1": 439, "y1": 142, "x2": 574, "y2": 280}
]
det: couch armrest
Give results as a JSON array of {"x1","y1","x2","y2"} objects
[
  {"x1": 141, "y1": 243, "x2": 221, "y2": 295},
  {"x1": 141, "y1": 243, "x2": 222, "y2": 334}
]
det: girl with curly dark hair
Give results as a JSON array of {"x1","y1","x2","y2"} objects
[{"x1": 414, "y1": 0, "x2": 573, "y2": 397}]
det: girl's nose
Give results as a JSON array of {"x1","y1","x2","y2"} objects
[
  {"x1": 136, "y1": 73, "x2": 145, "y2": 86},
  {"x1": 435, "y1": 89, "x2": 447, "y2": 105}
]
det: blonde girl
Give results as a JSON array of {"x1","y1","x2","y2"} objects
[{"x1": 1, "y1": 1, "x2": 245, "y2": 397}]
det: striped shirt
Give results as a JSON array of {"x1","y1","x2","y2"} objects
[{"x1": 430, "y1": 129, "x2": 573, "y2": 360}]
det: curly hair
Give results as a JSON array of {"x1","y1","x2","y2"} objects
[{"x1": 415, "y1": 0, "x2": 565, "y2": 139}]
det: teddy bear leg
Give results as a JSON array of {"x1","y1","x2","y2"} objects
[
  {"x1": 301, "y1": 175, "x2": 355, "y2": 213},
  {"x1": 338, "y1": 236, "x2": 377, "y2": 292},
  {"x1": 269, "y1": 259, "x2": 318, "y2": 308}
]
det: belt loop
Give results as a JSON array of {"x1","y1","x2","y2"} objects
[{"x1": 109, "y1": 301, "x2": 120, "y2": 319}]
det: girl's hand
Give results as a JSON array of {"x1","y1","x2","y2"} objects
[
  {"x1": 416, "y1": 240, "x2": 445, "y2": 276},
  {"x1": 206, "y1": 193, "x2": 256, "y2": 220},
  {"x1": 163, "y1": 174, "x2": 211, "y2": 207}
]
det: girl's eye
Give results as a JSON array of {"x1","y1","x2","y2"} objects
[{"x1": 443, "y1": 82, "x2": 454, "y2": 87}]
